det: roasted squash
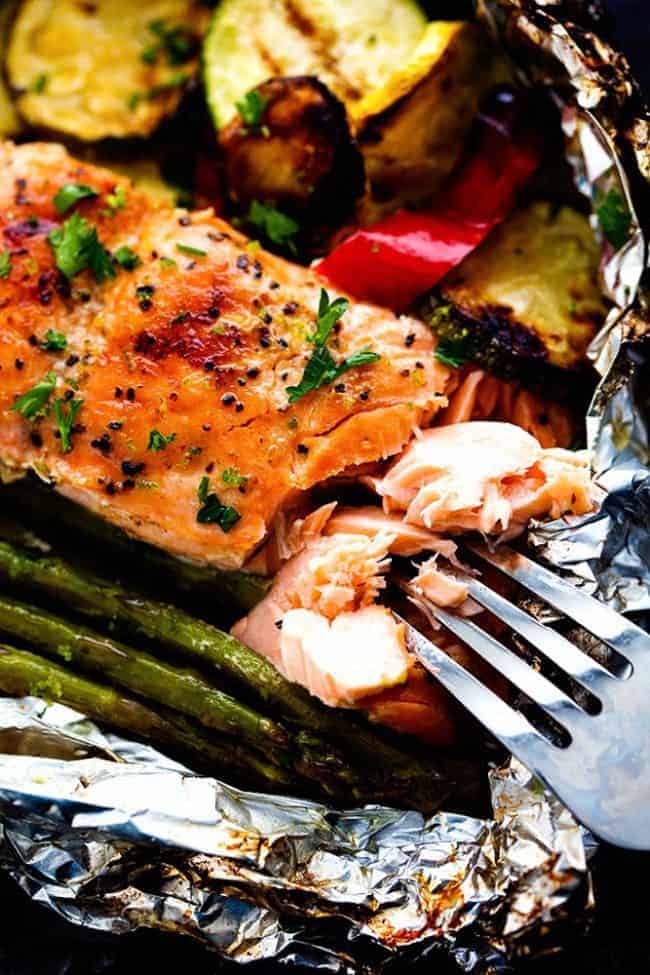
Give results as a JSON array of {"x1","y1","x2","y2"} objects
[
  {"x1": 6, "y1": 0, "x2": 209, "y2": 141},
  {"x1": 219, "y1": 76, "x2": 364, "y2": 249},
  {"x1": 352, "y1": 21, "x2": 510, "y2": 223},
  {"x1": 424, "y1": 201, "x2": 607, "y2": 383},
  {"x1": 203, "y1": 0, "x2": 427, "y2": 129}
]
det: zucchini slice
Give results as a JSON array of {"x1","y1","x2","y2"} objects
[
  {"x1": 6, "y1": 0, "x2": 210, "y2": 141},
  {"x1": 352, "y1": 21, "x2": 510, "y2": 223},
  {"x1": 424, "y1": 202, "x2": 607, "y2": 382},
  {"x1": 203, "y1": 0, "x2": 427, "y2": 129}
]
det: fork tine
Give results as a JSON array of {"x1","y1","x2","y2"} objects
[
  {"x1": 431, "y1": 606, "x2": 588, "y2": 735},
  {"x1": 465, "y1": 577, "x2": 615, "y2": 696},
  {"x1": 469, "y1": 543, "x2": 650, "y2": 669},
  {"x1": 396, "y1": 614, "x2": 549, "y2": 748}
]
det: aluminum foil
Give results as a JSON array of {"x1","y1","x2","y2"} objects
[
  {"x1": 0, "y1": 697, "x2": 594, "y2": 972},
  {"x1": 0, "y1": 1, "x2": 648, "y2": 971}
]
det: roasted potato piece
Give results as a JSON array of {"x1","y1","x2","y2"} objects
[
  {"x1": 352, "y1": 21, "x2": 510, "y2": 223},
  {"x1": 203, "y1": 0, "x2": 427, "y2": 129},
  {"x1": 424, "y1": 201, "x2": 607, "y2": 383},
  {"x1": 6, "y1": 0, "x2": 209, "y2": 141},
  {"x1": 220, "y1": 76, "x2": 365, "y2": 247}
]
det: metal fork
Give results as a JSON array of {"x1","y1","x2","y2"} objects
[{"x1": 397, "y1": 543, "x2": 650, "y2": 849}]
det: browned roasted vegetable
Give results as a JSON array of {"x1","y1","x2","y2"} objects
[
  {"x1": 219, "y1": 76, "x2": 365, "y2": 250},
  {"x1": 352, "y1": 21, "x2": 509, "y2": 223},
  {"x1": 423, "y1": 201, "x2": 608, "y2": 386},
  {"x1": 6, "y1": 0, "x2": 209, "y2": 141}
]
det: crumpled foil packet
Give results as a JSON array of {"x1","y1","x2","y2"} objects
[
  {"x1": 0, "y1": 698, "x2": 594, "y2": 972},
  {"x1": 0, "y1": 1, "x2": 647, "y2": 971}
]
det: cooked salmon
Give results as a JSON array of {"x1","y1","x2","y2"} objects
[
  {"x1": 233, "y1": 424, "x2": 593, "y2": 739},
  {"x1": 372, "y1": 421, "x2": 593, "y2": 536},
  {"x1": 0, "y1": 141, "x2": 451, "y2": 569}
]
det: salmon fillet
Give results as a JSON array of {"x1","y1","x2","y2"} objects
[
  {"x1": 0, "y1": 141, "x2": 451, "y2": 569},
  {"x1": 233, "y1": 425, "x2": 594, "y2": 741}
]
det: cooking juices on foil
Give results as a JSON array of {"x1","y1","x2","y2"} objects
[{"x1": 0, "y1": 1, "x2": 648, "y2": 971}]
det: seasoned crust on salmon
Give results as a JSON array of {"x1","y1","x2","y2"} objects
[{"x1": 0, "y1": 141, "x2": 451, "y2": 569}]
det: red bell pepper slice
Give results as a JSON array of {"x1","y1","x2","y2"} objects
[{"x1": 318, "y1": 89, "x2": 541, "y2": 310}]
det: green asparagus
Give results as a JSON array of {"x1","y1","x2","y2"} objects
[
  {"x1": 0, "y1": 643, "x2": 294, "y2": 789},
  {"x1": 0, "y1": 595, "x2": 289, "y2": 751},
  {"x1": 0, "y1": 482, "x2": 269, "y2": 613},
  {"x1": 0, "y1": 537, "x2": 433, "y2": 776}
]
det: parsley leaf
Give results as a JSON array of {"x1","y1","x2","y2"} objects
[
  {"x1": 0, "y1": 250, "x2": 11, "y2": 279},
  {"x1": 48, "y1": 212, "x2": 115, "y2": 282},
  {"x1": 286, "y1": 289, "x2": 380, "y2": 404},
  {"x1": 53, "y1": 184, "x2": 98, "y2": 215},
  {"x1": 142, "y1": 19, "x2": 197, "y2": 65},
  {"x1": 222, "y1": 466, "x2": 248, "y2": 487},
  {"x1": 596, "y1": 188, "x2": 631, "y2": 251},
  {"x1": 11, "y1": 372, "x2": 56, "y2": 419},
  {"x1": 114, "y1": 245, "x2": 141, "y2": 270},
  {"x1": 176, "y1": 242, "x2": 207, "y2": 257},
  {"x1": 104, "y1": 185, "x2": 127, "y2": 217},
  {"x1": 32, "y1": 73, "x2": 48, "y2": 94},
  {"x1": 147, "y1": 429, "x2": 176, "y2": 452},
  {"x1": 312, "y1": 289, "x2": 349, "y2": 344},
  {"x1": 196, "y1": 477, "x2": 241, "y2": 531},
  {"x1": 41, "y1": 329, "x2": 67, "y2": 352},
  {"x1": 53, "y1": 397, "x2": 83, "y2": 453},
  {"x1": 434, "y1": 334, "x2": 476, "y2": 369},
  {"x1": 235, "y1": 90, "x2": 268, "y2": 128},
  {"x1": 247, "y1": 200, "x2": 299, "y2": 254}
]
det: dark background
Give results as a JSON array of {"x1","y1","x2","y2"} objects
[{"x1": 1, "y1": 2, "x2": 649, "y2": 973}]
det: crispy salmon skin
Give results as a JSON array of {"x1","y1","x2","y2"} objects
[{"x1": 0, "y1": 142, "x2": 451, "y2": 568}]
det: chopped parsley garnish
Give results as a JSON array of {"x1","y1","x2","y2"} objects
[
  {"x1": 104, "y1": 185, "x2": 127, "y2": 216},
  {"x1": 114, "y1": 245, "x2": 141, "y2": 270},
  {"x1": 147, "y1": 72, "x2": 189, "y2": 100},
  {"x1": 176, "y1": 242, "x2": 207, "y2": 257},
  {"x1": 0, "y1": 250, "x2": 11, "y2": 279},
  {"x1": 222, "y1": 466, "x2": 248, "y2": 487},
  {"x1": 32, "y1": 73, "x2": 48, "y2": 94},
  {"x1": 596, "y1": 188, "x2": 631, "y2": 251},
  {"x1": 53, "y1": 183, "x2": 98, "y2": 215},
  {"x1": 41, "y1": 329, "x2": 67, "y2": 352},
  {"x1": 147, "y1": 429, "x2": 176, "y2": 452},
  {"x1": 159, "y1": 256, "x2": 177, "y2": 270},
  {"x1": 142, "y1": 19, "x2": 197, "y2": 65},
  {"x1": 235, "y1": 90, "x2": 268, "y2": 129},
  {"x1": 53, "y1": 397, "x2": 83, "y2": 453},
  {"x1": 136, "y1": 284, "x2": 155, "y2": 309},
  {"x1": 10, "y1": 372, "x2": 56, "y2": 419},
  {"x1": 196, "y1": 476, "x2": 241, "y2": 532},
  {"x1": 48, "y1": 212, "x2": 116, "y2": 282},
  {"x1": 127, "y1": 91, "x2": 141, "y2": 111},
  {"x1": 433, "y1": 328, "x2": 478, "y2": 369},
  {"x1": 286, "y1": 289, "x2": 380, "y2": 404},
  {"x1": 247, "y1": 200, "x2": 299, "y2": 254}
]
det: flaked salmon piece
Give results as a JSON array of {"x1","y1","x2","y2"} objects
[
  {"x1": 0, "y1": 141, "x2": 451, "y2": 569},
  {"x1": 232, "y1": 530, "x2": 412, "y2": 704},
  {"x1": 439, "y1": 367, "x2": 575, "y2": 448},
  {"x1": 279, "y1": 606, "x2": 408, "y2": 708},
  {"x1": 412, "y1": 557, "x2": 470, "y2": 609},
  {"x1": 324, "y1": 505, "x2": 459, "y2": 559},
  {"x1": 372, "y1": 421, "x2": 593, "y2": 536}
]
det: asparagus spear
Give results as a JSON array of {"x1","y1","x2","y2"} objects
[
  {"x1": 0, "y1": 595, "x2": 289, "y2": 754},
  {"x1": 0, "y1": 538, "x2": 433, "y2": 777},
  {"x1": 0, "y1": 481, "x2": 269, "y2": 614},
  {"x1": 0, "y1": 594, "x2": 417, "y2": 803},
  {"x1": 0, "y1": 643, "x2": 293, "y2": 789}
]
